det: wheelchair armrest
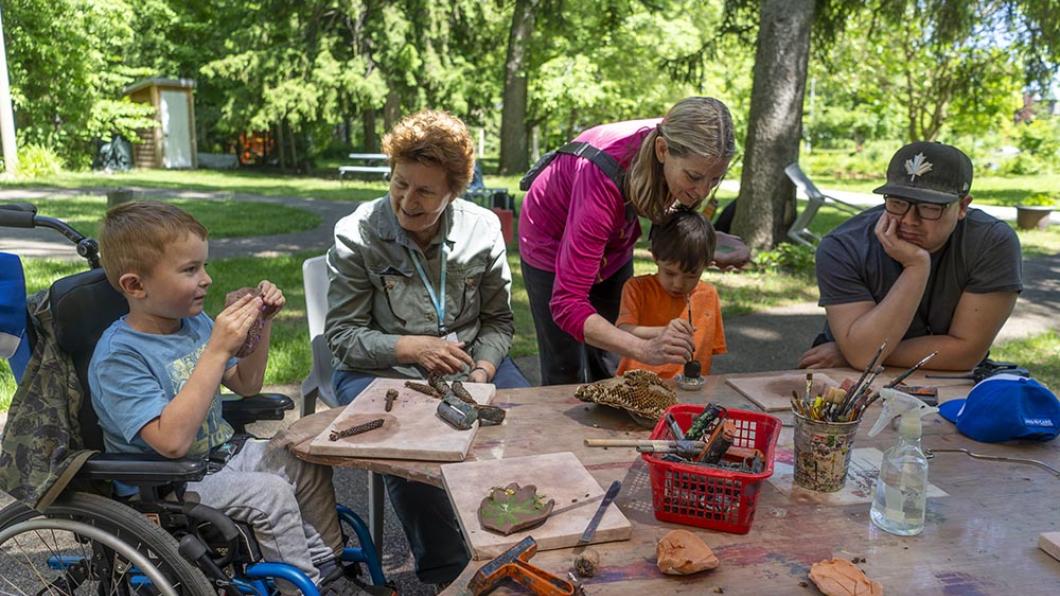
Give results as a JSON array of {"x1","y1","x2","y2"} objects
[
  {"x1": 222, "y1": 393, "x2": 295, "y2": 433},
  {"x1": 78, "y1": 453, "x2": 207, "y2": 483}
]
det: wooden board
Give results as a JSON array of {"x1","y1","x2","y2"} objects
[
  {"x1": 307, "y1": 378, "x2": 495, "y2": 462},
  {"x1": 727, "y1": 372, "x2": 842, "y2": 412},
  {"x1": 441, "y1": 452, "x2": 633, "y2": 560}
]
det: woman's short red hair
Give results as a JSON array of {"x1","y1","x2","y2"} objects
[{"x1": 382, "y1": 110, "x2": 475, "y2": 195}]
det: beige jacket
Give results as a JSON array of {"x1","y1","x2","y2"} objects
[{"x1": 325, "y1": 197, "x2": 514, "y2": 378}]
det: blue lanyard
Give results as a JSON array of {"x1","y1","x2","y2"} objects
[{"x1": 408, "y1": 242, "x2": 448, "y2": 336}]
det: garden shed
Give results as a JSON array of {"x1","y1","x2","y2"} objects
[{"x1": 124, "y1": 78, "x2": 197, "y2": 169}]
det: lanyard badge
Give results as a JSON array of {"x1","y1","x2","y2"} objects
[{"x1": 408, "y1": 242, "x2": 449, "y2": 337}]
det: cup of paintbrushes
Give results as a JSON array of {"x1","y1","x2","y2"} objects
[{"x1": 792, "y1": 411, "x2": 861, "y2": 492}]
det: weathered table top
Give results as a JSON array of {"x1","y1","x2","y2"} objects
[{"x1": 282, "y1": 368, "x2": 1060, "y2": 595}]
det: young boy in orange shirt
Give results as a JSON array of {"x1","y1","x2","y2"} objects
[{"x1": 615, "y1": 209, "x2": 726, "y2": 377}]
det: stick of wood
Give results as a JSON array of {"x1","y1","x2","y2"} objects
[
  {"x1": 330, "y1": 418, "x2": 384, "y2": 441},
  {"x1": 404, "y1": 381, "x2": 441, "y2": 398}
]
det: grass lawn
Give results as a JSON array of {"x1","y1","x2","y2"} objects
[
  {"x1": 8, "y1": 196, "x2": 320, "y2": 240},
  {"x1": 992, "y1": 331, "x2": 1060, "y2": 392},
  {"x1": 813, "y1": 173, "x2": 1060, "y2": 207}
]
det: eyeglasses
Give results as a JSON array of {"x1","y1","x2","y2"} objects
[{"x1": 883, "y1": 196, "x2": 953, "y2": 221}]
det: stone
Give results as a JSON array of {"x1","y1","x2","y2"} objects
[{"x1": 656, "y1": 529, "x2": 719, "y2": 575}]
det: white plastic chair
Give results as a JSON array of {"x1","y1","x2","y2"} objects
[
  {"x1": 784, "y1": 163, "x2": 863, "y2": 246},
  {"x1": 301, "y1": 254, "x2": 385, "y2": 555},
  {"x1": 300, "y1": 255, "x2": 339, "y2": 417}
]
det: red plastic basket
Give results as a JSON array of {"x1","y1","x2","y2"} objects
[{"x1": 643, "y1": 404, "x2": 781, "y2": 534}]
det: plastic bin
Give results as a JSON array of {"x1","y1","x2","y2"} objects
[{"x1": 642, "y1": 404, "x2": 781, "y2": 534}]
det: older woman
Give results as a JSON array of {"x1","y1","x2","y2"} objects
[
  {"x1": 519, "y1": 97, "x2": 736, "y2": 385},
  {"x1": 325, "y1": 110, "x2": 528, "y2": 586}
]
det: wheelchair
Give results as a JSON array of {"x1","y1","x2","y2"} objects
[{"x1": 0, "y1": 203, "x2": 389, "y2": 595}]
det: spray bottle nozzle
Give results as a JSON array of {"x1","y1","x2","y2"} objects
[{"x1": 868, "y1": 388, "x2": 939, "y2": 438}]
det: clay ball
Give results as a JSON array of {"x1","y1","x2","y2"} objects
[{"x1": 224, "y1": 287, "x2": 277, "y2": 358}]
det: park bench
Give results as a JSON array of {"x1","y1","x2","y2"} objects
[{"x1": 338, "y1": 153, "x2": 390, "y2": 182}]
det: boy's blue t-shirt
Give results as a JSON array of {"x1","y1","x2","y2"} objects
[{"x1": 89, "y1": 312, "x2": 236, "y2": 458}]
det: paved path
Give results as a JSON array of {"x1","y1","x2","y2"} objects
[{"x1": 0, "y1": 187, "x2": 357, "y2": 260}]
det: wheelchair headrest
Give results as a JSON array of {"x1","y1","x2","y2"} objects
[{"x1": 51, "y1": 268, "x2": 129, "y2": 358}]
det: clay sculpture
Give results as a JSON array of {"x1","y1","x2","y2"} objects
[
  {"x1": 656, "y1": 529, "x2": 719, "y2": 575},
  {"x1": 808, "y1": 558, "x2": 883, "y2": 596},
  {"x1": 224, "y1": 287, "x2": 279, "y2": 358},
  {"x1": 575, "y1": 369, "x2": 678, "y2": 425},
  {"x1": 477, "y1": 483, "x2": 555, "y2": 535}
]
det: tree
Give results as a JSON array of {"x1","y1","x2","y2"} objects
[
  {"x1": 696, "y1": 0, "x2": 1058, "y2": 247},
  {"x1": 730, "y1": 0, "x2": 816, "y2": 249},
  {"x1": 498, "y1": 0, "x2": 540, "y2": 174}
]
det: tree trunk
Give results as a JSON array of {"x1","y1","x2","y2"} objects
[
  {"x1": 383, "y1": 90, "x2": 402, "y2": 131},
  {"x1": 362, "y1": 109, "x2": 379, "y2": 152},
  {"x1": 732, "y1": 0, "x2": 816, "y2": 249},
  {"x1": 498, "y1": 0, "x2": 540, "y2": 175}
]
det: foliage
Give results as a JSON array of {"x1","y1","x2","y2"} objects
[
  {"x1": 752, "y1": 242, "x2": 817, "y2": 277},
  {"x1": 1020, "y1": 193, "x2": 1057, "y2": 207},
  {"x1": 3, "y1": 0, "x2": 155, "y2": 167},
  {"x1": 14, "y1": 145, "x2": 65, "y2": 179}
]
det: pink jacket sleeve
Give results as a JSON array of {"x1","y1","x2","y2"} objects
[{"x1": 548, "y1": 163, "x2": 626, "y2": 341}]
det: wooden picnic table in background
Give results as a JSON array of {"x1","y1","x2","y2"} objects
[{"x1": 281, "y1": 368, "x2": 1060, "y2": 595}]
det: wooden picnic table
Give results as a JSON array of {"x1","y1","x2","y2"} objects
[{"x1": 281, "y1": 368, "x2": 1060, "y2": 594}]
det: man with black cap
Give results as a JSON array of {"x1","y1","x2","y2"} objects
[{"x1": 800, "y1": 141, "x2": 1022, "y2": 371}]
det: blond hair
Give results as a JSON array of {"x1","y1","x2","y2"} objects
[
  {"x1": 626, "y1": 97, "x2": 736, "y2": 223},
  {"x1": 382, "y1": 110, "x2": 476, "y2": 195},
  {"x1": 99, "y1": 201, "x2": 207, "y2": 291}
]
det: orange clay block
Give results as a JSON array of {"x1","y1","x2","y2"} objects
[
  {"x1": 656, "y1": 529, "x2": 719, "y2": 576},
  {"x1": 809, "y1": 558, "x2": 883, "y2": 596}
]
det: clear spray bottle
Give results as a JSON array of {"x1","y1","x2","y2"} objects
[{"x1": 867, "y1": 388, "x2": 938, "y2": 536}]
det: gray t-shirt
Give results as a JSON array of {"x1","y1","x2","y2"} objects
[
  {"x1": 816, "y1": 205, "x2": 1022, "y2": 342},
  {"x1": 89, "y1": 312, "x2": 236, "y2": 458}
]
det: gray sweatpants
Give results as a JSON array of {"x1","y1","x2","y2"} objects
[{"x1": 185, "y1": 439, "x2": 342, "y2": 586}]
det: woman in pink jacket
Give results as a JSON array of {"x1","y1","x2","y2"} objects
[{"x1": 519, "y1": 97, "x2": 735, "y2": 385}]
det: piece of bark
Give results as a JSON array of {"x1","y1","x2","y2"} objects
[
  {"x1": 656, "y1": 529, "x2": 719, "y2": 575},
  {"x1": 809, "y1": 558, "x2": 883, "y2": 596},
  {"x1": 574, "y1": 549, "x2": 600, "y2": 578}
]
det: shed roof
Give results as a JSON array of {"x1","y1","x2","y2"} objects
[{"x1": 124, "y1": 78, "x2": 196, "y2": 96}]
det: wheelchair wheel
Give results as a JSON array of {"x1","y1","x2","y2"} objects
[{"x1": 0, "y1": 492, "x2": 214, "y2": 595}]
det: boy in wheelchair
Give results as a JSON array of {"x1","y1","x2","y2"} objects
[{"x1": 88, "y1": 202, "x2": 361, "y2": 595}]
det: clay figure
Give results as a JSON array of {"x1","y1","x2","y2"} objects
[
  {"x1": 224, "y1": 287, "x2": 279, "y2": 358},
  {"x1": 477, "y1": 483, "x2": 555, "y2": 535}
]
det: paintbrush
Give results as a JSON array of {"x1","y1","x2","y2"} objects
[
  {"x1": 885, "y1": 351, "x2": 939, "y2": 389},
  {"x1": 841, "y1": 365, "x2": 885, "y2": 420},
  {"x1": 842, "y1": 341, "x2": 887, "y2": 411}
]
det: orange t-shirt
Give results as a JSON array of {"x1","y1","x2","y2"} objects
[{"x1": 615, "y1": 275, "x2": 726, "y2": 379}]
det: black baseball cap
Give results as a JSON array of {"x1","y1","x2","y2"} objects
[{"x1": 873, "y1": 141, "x2": 973, "y2": 204}]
